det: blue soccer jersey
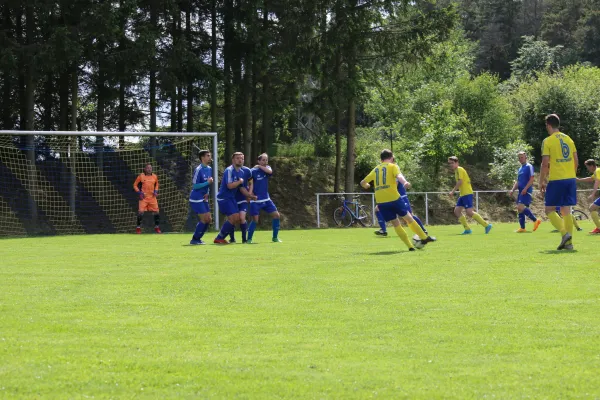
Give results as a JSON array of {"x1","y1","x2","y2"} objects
[
  {"x1": 251, "y1": 166, "x2": 272, "y2": 200},
  {"x1": 518, "y1": 163, "x2": 534, "y2": 194},
  {"x1": 235, "y1": 166, "x2": 253, "y2": 202},
  {"x1": 217, "y1": 165, "x2": 244, "y2": 200},
  {"x1": 189, "y1": 164, "x2": 212, "y2": 202}
]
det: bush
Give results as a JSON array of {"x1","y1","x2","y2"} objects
[{"x1": 488, "y1": 140, "x2": 535, "y2": 186}]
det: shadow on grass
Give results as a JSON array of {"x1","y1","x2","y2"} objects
[
  {"x1": 539, "y1": 249, "x2": 578, "y2": 254},
  {"x1": 369, "y1": 251, "x2": 404, "y2": 255}
]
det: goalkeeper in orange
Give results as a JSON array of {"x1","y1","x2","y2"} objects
[{"x1": 133, "y1": 163, "x2": 161, "y2": 234}]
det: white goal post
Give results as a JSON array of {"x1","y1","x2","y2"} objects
[{"x1": 0, "y1": 131, "x2": 219, "y2": 236}]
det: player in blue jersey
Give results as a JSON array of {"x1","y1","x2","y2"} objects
[
  {"x1": 214, "y1": 152, "x2": 256, "y2": 244},
  {"x1": 189, "y1": 150, "x2": 214, "y2": 245},
  {"x1": 247, "y1": 153, "x2": 281, "y2": 243},
  {"x1": 374, "y1": 176, "x2": 430, "y2": 237},
  {"x1": 508, "y1": 151, "x2": 541, "y2": 233},
  {"x1": 229, "y1": 157, "x2": 253, "y2": 243}
]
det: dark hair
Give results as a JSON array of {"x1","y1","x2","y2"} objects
[
  {"x1": 258, "y1": 153, "x2": 268, "y2": 161},
  {"x1": 144, "y1": 163, "x2": 152, "y2": 168},
  {"x1": 199, "y1": 150, "x2": 211, "y2": 159},
  {"x1": 232, "y1": 152, "x2": 244, "y2": 159},
  {"x1": 545, "y1": 114, "x2": 560, "y2": 129},
  {"x1": 380, "y1": 149, "x2": 393, "y2": 161},
  {"x1": 448, "y1": 156, "x2": 459, "y2": 163},
  {"x1": 585, "y1": 159, "x2": 596, "y2": 167}
]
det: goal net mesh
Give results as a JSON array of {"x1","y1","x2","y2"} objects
[{"x1": 0, "y1": 133, "x2": 215, "y2": 236}]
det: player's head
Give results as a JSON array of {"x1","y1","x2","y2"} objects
[
  {"x1": 143, "y1": 163, "x2": 152, "y2": 175},
  {"x1": 447, "y1": 156, "x2": 459, "y2": 170},
  {"x1": 545, "y1": 114, "x2": 560, "y2": 134},
  {"x1": 232, "y1": 152, "x2": 244, "y2": 167},
  {"x1": 199, "y1": 150, "x2": 212, "y2": 165},
  {"x1": 258, "y1": 153, "x2": 269, "y2": 166},
  {"x1": 517, "y1": 151, "x2": 527, "y2": 165},
  {"x1": 584, "y1": 159, "x2": 596, "y2": 172},
  {"x1": 380, "y1": 149, "x2": 393, "y2": 162}
]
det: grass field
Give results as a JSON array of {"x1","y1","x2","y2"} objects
[{"x1": 1, "y1": 223, "x2": 600, "y2": 398}]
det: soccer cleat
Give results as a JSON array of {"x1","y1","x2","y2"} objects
[
  {"x1": 229, "y1": 238, "x2": 236, "y2": 243},
  {"x1": 154, "y1": 226, "x2": 162, "y2": 234},
  {"x1": 374, "y1": 229, "x2": 388, "y2": 236},
  {"x1": 242, "y1": 240, "x2": 247, "y2": 244},
  {"x1": 577, "y1": 227, "x2": 583, "y2": 232},
  {"x1": 272, "y1": 237, "x2": 282, "y2": 243},
  {"x1": 533, "y1": 219, "x2": 542, "y2": 232},
  {"x1": 485, "y1": 224, "x2": 493, "y2": 234},
  {"x1": 421, "y1": 236, "x2": 436, "y2": 245},
  {"x1": 408, "y1": 247, "x2": 416, "y2": 252},
  {"x1": 564, "y1": 244, "x2": 574, "y2": 250},
  {"x1": 246, "y1": 239, "x2": 254, "y2": 244},
  {"x1": 189, "y1": 239, "x2": 205, "y2": 245},
  {"x1": 516, "y1": 228, "x2": 527, "y2": 233},
  {"x1": 590, "y1": 228, "x2": 600, "y2": 234},
  {"x1": 136, "y1": 227, "x2": 141, "y2": 234},
  {"x1": 461, "y1": 229, "x2": 472, "y2": 235},
  {"x1": 214, "y1": 238, "x2": 229, "y2": 244},
  {"x1": 557, "y1": 232, "x2": 572, "y2": 251}
]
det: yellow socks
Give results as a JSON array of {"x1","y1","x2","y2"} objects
[
  {"x1": 548, "y1": 211, "x2": 566, "y2": 235},
  {"x1": 472, "y1": 212, "x2": 488, "y2": 228},
  {"x1": 458, "y1": 215, "x2": 470, "y2": 230},
  {"x1": 564, "y1": 213, "x2": 574, "y2": 235},
  {"x1": 394, "y1": 225, "x2": 414, "y2": 249},
  {"x1": 408, "y1": 220, "x2": 428, "y2": 240},
  {"x1": 592, "y1": 210, "x2": 600, "y2": 229}
]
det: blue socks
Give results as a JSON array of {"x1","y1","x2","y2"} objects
[
  {"x1": 217, "y1": 221, "x2": 234, "y2": 239},
  {"x1": 248, "y1": 221, "x2": 257, "y2": 241},
  {"x1": 272, "y1": 219, "x2": 280, "y2": 239},
  {"x1": 376, "y1": 210, "x2": 386, "y2": 232},
  {"x1": 524, "y1": 207, "x2": 536, "y2": 221},
  {"x1": 518, "y1": 213, "x2": 526, "y2": 229},
  {"x1": 192, "y1": 222, "x2": 210, "y2": 240}
]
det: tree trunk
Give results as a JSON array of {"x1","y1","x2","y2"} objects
[
  {"x1": 16, "y1": 5, "x2": 25, "y2": 129},
  {"x1": 59, "y1": 70, "x2": 69, "y2": 131},
  {"x1": 233, "y1": 51, "x2": 242, "y2": 151},
  {"x1": 243, "y1": 57, "x2": 252, "y2": 164},
  {"x1": 344, "y1": 55, "x2": 356, "y2": 194},
  {"x1": 178, "y1": 86, "x2": 184, "y2": 132},
  {"x1": 24, "y1": 3, "x2": 37, "y2": 224},
  {"x1": 223, "y1": 0, "x2": 234, "y2": 161},
  {"x1": 70, "y1": 62, "x2": 78, "y2": 222},
  {"x1": 2, "y1": 4, "x2": 14, "y2": 129},
  {"x1": 186, "y1": 6, "x2": 194, "y2": 132},
  {"x1": 261, "y1": 76, "x2": 272, "y2": 154},
  {"x1": 149, "y1": 3, "x2": 157, "y2": 156},
  {"x1": 334, "y1": 50, "x2": 343, "y2": 193},
  {"x1": 96, "y1": 50, "x2": 105, "y2": 169},
  {"x1": 210, "y1": 0, "x2": 217, "y2": 133},
  {"x1": 119, "y1": 80, "x2": 126, "y2": 146},
  {"x1": 251, "y1": 64, "x2": 258, "y2": 162},
  {"x1": 43, "y1": 73, "x2": 53, "y2": 130},
  {"x1": 70, "y1": 63, "x2": 78, "y2": 131}
]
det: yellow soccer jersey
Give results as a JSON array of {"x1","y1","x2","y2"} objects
[
  {"x1": 593, "y1": 168, "x2": 600, "y2": 181},
  {"x1": 364, "y1": 162, "x2": 401, "y2": 203},
  {"x1": 455, "y1": 166, "x2": 473, "y2": 196},
  {"x1": 542, "y1": 132, "x2": 577, "y2": 181}
]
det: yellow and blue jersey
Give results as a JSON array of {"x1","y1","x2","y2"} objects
[
  {"x1": 363, "y1": 162, "x2": 401, "y2": 203},
  {"x1": 455, "y1": 167, "x2": 473, "y2": 196},
  {"x1": 541, "y1": 132, "x2": 577, "y2": 181}
]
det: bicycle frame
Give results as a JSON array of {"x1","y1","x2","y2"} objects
[{"x1": 340, "y1": 198, "x2": 361, "y2": 220}]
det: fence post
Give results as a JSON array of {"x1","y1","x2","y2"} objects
[
  {"x1": 425, "y1": 193, "x2": 429, "y2": 225},
  {"x1": 371, "y1": 193, "x2": 375, "y2": 223},
  {"x1": 476, "y1": 191, "x2": 479, "y2": 213},
  {"x1": 317, "y1": 194, "x2": 320, "y2": 228}
]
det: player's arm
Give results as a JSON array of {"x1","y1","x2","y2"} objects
[
  {"x1": 154, "y1": 176, "x2": 159, "y2": 196},
  {"x1": 539, "y1": 155, "x2": 550, "y2": 193},
  {"x1": 573, "y1": 151, "x2": 579, "y2": 174},
  {"x1": 521, "y1": 175, "x2": 534, "y2": 195},
  {"x1": 361, "y1": 170, "x2": 376, "y2": 190},
  {"x1": 589, "y1": 178, "x2": 600, "y2": 201},
  {"x1": 577, "y1": 176, "x2": 594, "y2": 183},
  {"x1": 225, "y1": 169, "x2": 243, "y2": 189},
  {"x1": 396, "y1": 173, "x2": 410, "y2": 190},
  {"x1": 257, "y1": 165, "x2": 273, "y2": 175},
  {"x1": 248, "y1": 177, "x2": 254, "y2": 195},
  {"x1": 449, "y1": 179, "x2": 462, "y2": 197},
  {"x1": 239, "y1": 186, "x2": 256, "y2": 200},
  {"x1": 133, "y1": 175, "x2": 144, "y2": 199},
  {"x1": 509, "y1": 180, "x2": 518, "y2": 196}
]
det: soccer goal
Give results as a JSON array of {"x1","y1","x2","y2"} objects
[{"x1": 0, "y1": 131, "x2": 218, "y2": 236}]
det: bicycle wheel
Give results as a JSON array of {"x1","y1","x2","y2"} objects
[
  {"x1": 572, "y1": 209, "x2": 589, "y2": 220},
  {"x1": 357, "y1": 206, "x2": 373, "y2": 227},
  {"x1": 333, "y1": 206, "x2": 353, "y2": 227}
]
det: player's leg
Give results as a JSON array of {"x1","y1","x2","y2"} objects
[
  {"x1": 238, "y1": 203, "x2": 248, "y2": 243},
  {"x1": 454, "y1": 204, "x2": 470, "y2": 234},
  {"x1": 544, "y1": 180, "x2": 571, "y2": 249},
  {"x1": 570, "y1": 207, "x2": 582, "y2": 231},
  {"x1": 190, "y1": 202, "x2": 211, "y2": 244},
  {"x1": 463, "y1": 194, "x2": 491, "y2": 233},
  {"x1": 247, "y1": 202, "x2": 260, "y2": 243},
  {"x1": 516, "y1": 202, "x2": 527, "y2": 232},
  {"x1": 147, "y1": 198, "x2": 161, "y2": 233},
  {"x1": 401, "y1": 212, "x2": 428, "y2": 241},
  {"x1": 136, "y1": 199, "x2": 146, "y2": 233},
  {"x1": 374, "y1": 205, "x2": 387, "y2": 235},
  {"x1": 389, "y1": 218, "x2": 415, "y2": 251},
  {"x1": 215, "y1": 199, "x2": 239, "y2": 243},
  {"x1": 590, "y1": 200, "x2": 600, "y2": 233},
  {"x1": 262, "y1": 200, "x2": 281, "y2": 242}
]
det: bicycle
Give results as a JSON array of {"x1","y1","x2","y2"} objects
[{"x1": 333, "y1": 195, "x2": 373, "y2": 227}]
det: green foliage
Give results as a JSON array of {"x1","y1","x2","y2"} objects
[
  {"x1": 313, "y1": 133, "x2": 335, "y2": 158},
  {"x1": 271, "y1": 141, "x2": 315, "y2": 158},
  {"x1": 511, "y1": 65, "x2": 600, "y2": 167},
  {"x1": 488, "y1": 140, "x2": 535, "y2": 186},
  {"x1": 510, "y1": 36, "x2": 564, "y2": 79}
]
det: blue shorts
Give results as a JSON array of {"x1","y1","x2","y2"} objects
[
  {"x1": 217, "y1": 198, "x2": 239, "y2": 216},
  {"x1": 595, "y1": 198, "x2": 600, "y2": 207},
  {"x1": 250, "y1": 199, "x2": 278, "y2": 216},
  {"x1": 517, "y1": 192, "x2": 532, "y2": 206},
  {"x1": 545, "y1": 178, "x2": 577, "y2": 207},
  {"x1": 190, "y1": 201, "x2": 210, "y2": 215},
  {"x1": 401, "y1": 197, "x2": 413, "y2": 213},
  {"x1": 456, "y1": 194, "x2": 474, "y2": 209},
  {"x1": 236, "y1": 200, "x2": 248, "y2": 213},
  {"x1": 378, "y1": 198, "x2": 409, "y2": 222}
]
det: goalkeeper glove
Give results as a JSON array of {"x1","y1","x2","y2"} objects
[
  {"x1": 139, "y1": 191, "x2": 145, "y2": 200},
  {"x1": 153, "y1": 190, "x2": 158, "y2": 197}
]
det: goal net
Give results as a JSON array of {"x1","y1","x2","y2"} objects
[{"x1": 0, "y1": 131, "x2": 218, "y2": 236}]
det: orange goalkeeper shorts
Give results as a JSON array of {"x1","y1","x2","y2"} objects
[{"x1": 139, "y1": 197, "x2": 159, "y2": 213}]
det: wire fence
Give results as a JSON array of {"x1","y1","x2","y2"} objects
[{"x1": 316, "y1": 189, "x2": 595, "y2": 228}]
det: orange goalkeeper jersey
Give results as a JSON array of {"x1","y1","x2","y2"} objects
[{"x1": 133, "y1": 173, "x2": 159, "y2": 197}]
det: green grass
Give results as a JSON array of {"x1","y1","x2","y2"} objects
[{"x1": 1, "y1": 223, "x2": 600, "y2": 398}]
